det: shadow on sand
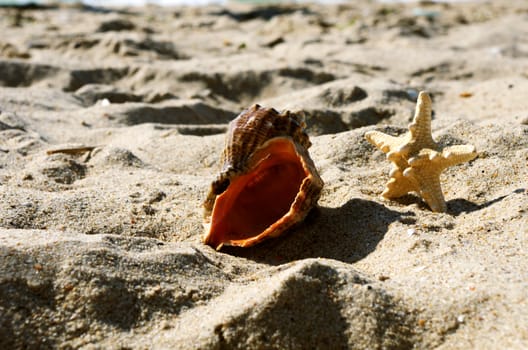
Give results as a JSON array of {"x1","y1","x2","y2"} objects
[
  {"x1": 447, "y1": 188, "x2": 526, "y2": 216},
  {"x1": 370, "y1": 189, "x2": 523, "y2": 216},
  {"x1": 222, "y1": 198, "x2": 416, "y2": 265}
]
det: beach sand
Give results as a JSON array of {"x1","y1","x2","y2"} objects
[{"x1": 0, "y1": 1, "x2": 527, "y2": 348}]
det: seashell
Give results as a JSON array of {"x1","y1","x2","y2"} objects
[{"x1": 203, "y1": 104, "x2": 324, "y2": 249}]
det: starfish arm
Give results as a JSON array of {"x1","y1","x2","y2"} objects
[
  {"x1": 386, "y1": 150, "x2": 411, "y2": 171},
  {"x1": 408, "y1": 91, "x2": 437, "y2": 152},
  {"x1": 409, "y1": 145, "x2": 477, "y2": 171},
  {"x1": 365, "y1": 130, "x2": 403, "y2": 154},
  {"x1": 442, "y1": 144, "x2": 477, "y2": 167},
  {"x1": 383, "y1": 177, "x2": 418, "y2": 199},
  {"x1": 408, "y1": 149, "x2": 443, "y2": 168},
  {"x1": 404, "y1": 166, "x2": 447, "y2": 212},
  {"x1": 382, "y1": 166, "x2": 418, "y2": 198}
]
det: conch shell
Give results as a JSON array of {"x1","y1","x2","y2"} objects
[{"x1": 203, "y1": 104, "x2": 323, "y2": 249}]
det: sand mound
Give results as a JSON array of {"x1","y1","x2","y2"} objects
[{"x1": 0, "y1": 1, "x2": 527, "y2": 348}]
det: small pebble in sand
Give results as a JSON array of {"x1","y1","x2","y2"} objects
[
  {"x1": 414, "y1": 266, "x2": 427, "y2": 273},
  {"x1": 98, "y1": 98, "x2": 111, "y2": 106}
]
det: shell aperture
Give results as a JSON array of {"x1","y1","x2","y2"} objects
[{"x1": 203, "y1": 105, "x2": 323, "y2": 249}]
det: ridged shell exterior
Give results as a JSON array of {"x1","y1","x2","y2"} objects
[
  {"x1": 205, "y1": 104, "x2": 311, "y2": 214},
  {"x1": 203, "y1": 104, "x2": 323, "y2": 245}
]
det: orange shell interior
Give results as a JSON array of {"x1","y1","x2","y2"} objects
[{"x1": 205, "y1": 137, "x2": 308, "y2": 249}]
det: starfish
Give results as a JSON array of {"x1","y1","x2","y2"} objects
[{"x1": 364, "y1": 91, "x2": 477, "y2": 212}]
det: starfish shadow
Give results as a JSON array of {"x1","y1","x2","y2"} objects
[
  {"x1": 389, "y1": 194, "x2": 430, "y2": 210},
  {"x1": 447, "y1": 188, "x2": 526, "y2": 216},
  {"x1": 221, "y1": 198, "x2": 416, "y2": 265}
]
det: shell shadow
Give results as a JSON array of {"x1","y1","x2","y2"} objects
[{"x1": 222, "y1": 198, "x2": 415, "y2": 265}]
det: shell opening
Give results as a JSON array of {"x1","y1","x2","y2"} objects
[{"x1": 204, "y1": 137, "x2": 307, "y2": 248}]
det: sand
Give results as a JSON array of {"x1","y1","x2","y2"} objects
[{"x1": 0, "y1": 1, "x2": 527, "y2": 348}]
